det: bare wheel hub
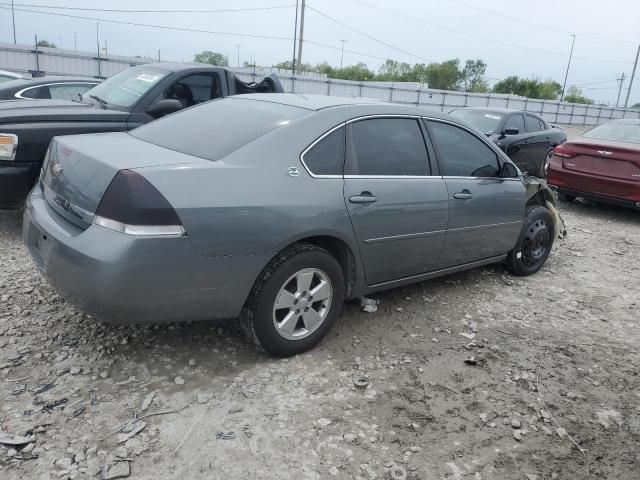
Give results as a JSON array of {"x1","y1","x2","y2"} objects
[{"x1": 272, "y1": 268, "x2": 333, "y2": 340}]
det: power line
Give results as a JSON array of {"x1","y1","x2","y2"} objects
[
  {"x1": 0, "y1": 2, "x2": 296, "y2": 14},
  {"x1": 0, "y1": 5, "x2": 392, "y2": 63},
  {"x1": 306, "y1": 4, "x2": 430, "y2": 62},
  {"x1": 350, "y1": 0, "x2": 633, "y2": 65},
  {"x1": 445, "y1": 0, "x2": 636, "y2": 45}
]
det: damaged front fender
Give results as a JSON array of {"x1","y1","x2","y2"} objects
[{"x1": 524, "y1": 175, "x2": 567, "y2": 239}]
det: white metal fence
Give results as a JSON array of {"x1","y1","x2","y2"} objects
[{"x1": 2, "y1": 42, "x2": 639, "y2": 126}]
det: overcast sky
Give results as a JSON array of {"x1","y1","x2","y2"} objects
[{"x1": 1, "y1": 0, "x2": 639, "y2": 105}]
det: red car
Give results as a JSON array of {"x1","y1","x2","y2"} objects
[{"x1": 548, "y1": 119, "x2": 640, "y2": 209}]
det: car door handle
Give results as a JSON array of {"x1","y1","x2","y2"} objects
[
  {"x1": 453, "y1": 191, "x2": 473, "y2": 200},
  {"x1": 349, "y1": 192, "x2": 377, "y2": 204}
]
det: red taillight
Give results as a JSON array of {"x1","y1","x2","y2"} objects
[
  {"x1": 94, "y1": 170, "x2": 184, "y2": 236},
  {"x1": 553, "y1": 144, "x2": 576, "y2": 159}
]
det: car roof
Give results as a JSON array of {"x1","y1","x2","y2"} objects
[
  {"x1": 137, "y1": 62, "x2": 227, "y2": 73},
  {"x1": 230, "y1": 93, "x2": 455, "y2": 120},
  {"x1": 0, "y1": 69, "x2": 23, "y2": 79},
  {"x1": 606, "y1": 118, "x2": 640, "y2": 125},
  {"x1": 0, "y1": 76, "x2": 98, "y2": 89},
  {"x1": 451, "y1": 106, "x2": 536, "y2": 115}
]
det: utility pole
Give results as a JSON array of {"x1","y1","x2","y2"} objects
[
  {"x1": 236, "y1": 44, "x2": 241, "y2": 67},
  {"x1": 624, "y1": 44, "x2": 640, "y2": 108},
  {"x1": 296, "y1": 0, "x2": 305, "y2": 74},
  {"x1": 291, "y1": 0, "x2": 299, "y2": 74},
  {"x1": 340, "y1": 40, "x2": 346, "y2": 68},
  {"x1": 74, "y1": 32, "x2": 77, "y2": 51},
  {"x1": 560, "y1": 34, "x2": 576, "y2": 102},
  {"x1": 96, "y1": 22, "x2": 101, "y2": 77},
  {"x1": 11, "y1": 0, "x2": 16, "y2": 43},
  {"x1": 616, "y1": 73, "x2": 626, "y2": 107},
  {"x1": 157, "y1": 49, "x2": 161, "y2": 62}
]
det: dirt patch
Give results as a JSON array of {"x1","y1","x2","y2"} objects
[{"x1": 1, "y1": 199, "x2": 639, "y2": 479}]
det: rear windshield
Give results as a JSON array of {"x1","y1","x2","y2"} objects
[
  {"x1": 130, "y1": 98, "x2": 308, "y2": 160},
  {"x1": 449, "y1": 109, "x2": 503, "y2": 134},
  {"x1": 583, "y1": 122, "x2": 640, "y2": 144}
]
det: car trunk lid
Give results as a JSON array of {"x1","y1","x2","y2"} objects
[
  {"x1": 41, "y1": 132, "x2": 208, "y2": 229},
  {"x1": 561, "y1": 138, "x2": 640, "y2": 196}
]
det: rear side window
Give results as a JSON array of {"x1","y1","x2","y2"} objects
[
  {"x1": 525, "y1": 115, "x2": 541, "y2": 132},
  {"x1": 346, "y1": 118, "x2": 429, "y2": 176},
  {"x1": 504, "y1": 114, "x2": 525, "y2": 132},
  {"x1": 20, "y1": 86, "x2": 50, "y2": 99},
  {"x1": 130, "y1": 98, "x2": 308, "y2": 161},
  {"x1": 428, "y1": 121, "x2": 500, "y2": 177},
  {"x1": 303, "y1": 127, "x2": 345, "y2": 176}
]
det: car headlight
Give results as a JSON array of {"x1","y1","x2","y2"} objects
[{"x1": 0, "y1": 134, "x2": 18, "y2": 161}]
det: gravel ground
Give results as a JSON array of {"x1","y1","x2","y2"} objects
[{"x1": 2, "y1": 125, "x2": 640, "y2": 479}]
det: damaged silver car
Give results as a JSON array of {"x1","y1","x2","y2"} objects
[{"x1": 23, "y1": 94, "x2": 564, "y2": 356}]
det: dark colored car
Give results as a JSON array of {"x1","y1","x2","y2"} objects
[
  {"x1": 449, "y1": 107, "x2": 567, "y2": 178},
  {"x1": 23, "y1": 94, "x2": 563, "y2": 356},
  {"x1": 548, "y1": 119, "x2": 640, "y2": 209},
  {"x1": 0, "y1": 62, "x2": 283, "y2": 209},
  {"x1": 0, "y1": 76, "x2": 99, "y2": 101}
]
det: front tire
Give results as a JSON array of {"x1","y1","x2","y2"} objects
[
  {"x1": 240, "y1": 243, "x2": 345, "y2": 356},
  {"x1": 506, "y1": 206, "x2": 555, "y2": 276}
]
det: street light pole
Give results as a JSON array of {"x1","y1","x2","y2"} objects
[
  {"x1": 291, "y1": 0, "x2": 299, "y2": 74},
  {"x1": 340, "y1": 40, "x2": 346, "y2": 68},
  {"x1": 236, "y1": 44, "x2": 241, "y2": 67},
  {"x1": 560, "y1": 34, "x2": 576, "y2": 102},
  {"x1": 11, "y1": 0, "x2": 17, "y2": 43},
  {"x1": 616, "y1": 73, "x2": 626, "y2": 107},
  {"x1": 74, "y1": 32, "x2": 77, "y2": 51},
  {"x1": 624, "y1": 44, "x2": 640, "y2": 108}
]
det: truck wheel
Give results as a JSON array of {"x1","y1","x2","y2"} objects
[
  {"x1": 506, "y1": 206, "x2": 555, "y2": 276},
  {"x1": 240, "y1": 243, "x2": 345, "y2": 356}
]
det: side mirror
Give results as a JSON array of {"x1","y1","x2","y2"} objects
[
  {"x1": 147, "y1": 99, "x2": 184, "y2": 118},
  {"x1": 500, "y1": 161, "x2": 519, "y2": 178},
  {"x1": 504, "y1": 127, "x2": 519, "y2": 135}
]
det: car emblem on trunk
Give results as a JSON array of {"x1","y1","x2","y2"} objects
[
  {"x1": 52, "y1": 163, "x2": 64, "y2": 176},
  {"x1": 288, "y1": 167, "x2": 300, "y2": 177},
  {"x1": 597, "y1": 150, "x2": 613, "y2": 156}
]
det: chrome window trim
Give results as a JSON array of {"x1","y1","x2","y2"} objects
[
  {"x1": 15, "y1": 81, "x2": 98, "y2": 99},
  {"x1": 299, "y1": 122, "x2": 346, "y2": 179},
  {"x1": 344, "y1": 175, "x2": 443, "y2": 179}
]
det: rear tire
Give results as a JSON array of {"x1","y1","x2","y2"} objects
[
  {"x1": 557, "y1": 191, "x2": 576, "y2": 203},
  {"x1": 506, "y1": 206, "x2": 555, "y2": 276},
  {"x1": 538, "y1": 148, "x2": 553, "y2": 178},
  {"x1": 240, "y1": 243, "x2": 345, "y2": 356}
]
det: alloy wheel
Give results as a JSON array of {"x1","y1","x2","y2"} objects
[{"x1": 272, "y1": 268, "x2": 333, "y2": 340}]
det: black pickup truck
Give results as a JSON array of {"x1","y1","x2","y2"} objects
[{"x1": 0, "y1": 62, "x2": 283, "y2": 209}]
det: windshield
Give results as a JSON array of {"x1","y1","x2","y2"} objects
[
  {"x1": 582, "y1": 122, "x2": 640, "y2": 144},
  {"x1": 82, "y1": 66, "x2": 168, "y2": 110},
  {"x1": 130, "y1": 97, "x2": 308, "y2": 161},
  {"x1": 449, "y1": 109, "x2": 503, "y2": 134}
]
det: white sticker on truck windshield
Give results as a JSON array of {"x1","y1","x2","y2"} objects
[
  {"x1": 136, "y1": 74, "x2": 161, "y2": 83},
  {"x1": 484, "y1": 114, "x2": 502, "y2": 120}
]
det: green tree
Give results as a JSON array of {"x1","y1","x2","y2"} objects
[
  {"x1": 630, "y1": 102, "x2": 640, "y2": 109},
  {"x1": 193, "y1": 51, "x2": 229, "y2": 67},
  {"x1": 377, "y1": 59, "x2": 413, "y2": 81},
  {"x1": 274, "y1": 60, "x2": 314, "y2": 72},
  {"x1": 424, "y1": 59, "x2": 462, "y2": 90},
  {"x1": 492, "y1": 76, "x2": 561, "y2": 99},
  {"x1": 461, "y1": 59, "x2": 487, "y2": 92},
  {"x1": 331, "y1": 63, "x2": 375, "y2": 81},
  {"x1": 36, "y1": 40, "x2": 56, "y2": 48},
  {"x1": 563, "y1": 86, "x2": 594, "y2": 104}
]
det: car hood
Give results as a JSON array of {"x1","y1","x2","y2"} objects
[{"x1": 0, "y1": 99, "x2": 128, "y2": 123}]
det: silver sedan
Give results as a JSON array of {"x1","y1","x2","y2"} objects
[{"x1": 23, "y1": 94, "x2": 559, "y2": 356}]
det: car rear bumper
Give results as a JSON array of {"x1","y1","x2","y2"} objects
[
  {"x1": 23, "y1": 188, "x2": 271, "y2": 324},
  {"x1": 548, "y1": 155, "x2": 640, "y2": 208},
  {"x1": 0, "y1": 161, "x2": 40, "y2": 209}
]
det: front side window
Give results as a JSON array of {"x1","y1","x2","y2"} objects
[
  {"x1": 428, "y1": 121, "x2": 500, "y2": 178},
  {"x1": 164, "y1": 74, "x2": 220, "y2": 107},
  {"x1": 83, "y1": 66, "x2": 169, "y2": 110},
  {"x1": 303, "y1": 127, "x2": 345, "y2": 176},
  {"x1": 525, "y1": 115, "x2": 541, "y2": 132},
  {"x1": 504, "y1": 114, "x2": 525, "y2": 133},
  {"x1": 346, "y1": 118, "x2": 429, "y2": 176}
]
